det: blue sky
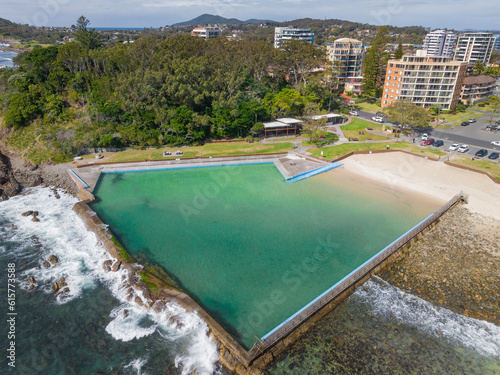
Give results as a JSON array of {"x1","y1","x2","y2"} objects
[{"x1": 2, "y1": 0, "x2": 499, "y2": 30}]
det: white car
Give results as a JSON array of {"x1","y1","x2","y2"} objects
[
  {"x1": 421, "y1": 133, "x2": 429, "y2": 141},
  {"x1": 458, "y1": 144, "x2": 469, "y2": 153},
  {"x1": 350, "y1": 111, "x2": 359, "y2": 116},
  {"x1": 372, "y1": 116, "x2": 384, "y2": 122},
  {"x1": 492, "y1": 141, "x2": 500, "y2": 147},
  {"x1": 449, "y1": 143, "x2": 460, "y2": 151}
]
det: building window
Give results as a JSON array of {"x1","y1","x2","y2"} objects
[
  {"x1": 384, "y1": 94, "x2": 388, "y2": 98},
  {"x1": 389, "y1": 63, "x2": 393, "y2": 67},
  {"x1": 395, "y1": 96, "x2": 399, "y2": 100},
  {"x1": 383, "y1": 100, "x2": 387, "y2": 104},
  {"x1": 386, "y1": 82, "x2": 390, "y2": 86},
  {"x1": 387, "y1": 76, "x2": 391, "y2": 80},
  {"x1": 396, "y1": 90, "x2": 400, "y2": 94},
  {"x1": 390, "y1": 95, "x2": 394, "y2": 99},
  {"x1": 391, "y1": 89, "x2": 394, "y2": 93},
  {"x1": 388, "y1": 70, "x2": 392, "y2": 74}
]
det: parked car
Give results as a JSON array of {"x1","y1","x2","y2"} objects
[
  {"x1": 421, "y1": 133, "x2": 429, "y2": 141},
  {"x1": 372, "y1": 116, "x2": 384, "y2": 122},
  {"x1": 488, "y1": 152, "x2": 499, "y2": 160},
  {"x1": 491, "y1": 141, "x2": 500, "y2": 147},
  {"x1": 449, "y1": 143, "x2": 460, "y2": 151},
  {"x1": 432, "y1": 140, "x2": 444, "y2": 147},
  {"x1": 487, "y1": 125, "x2": 500, "y2": 130},
  {"x1": 461, "y1": 121, "x2": 469, "y2": 126},
  {"x1": 468, "y1": 118, "x2": 476, "y2": 123},
  {"x1": 424, "y1": 138, "x2": 435, "y2": 145},
  {"x1": 458, "y1": 144, "x2": 469, "y2": 153},
  {"x1": 349, "y1": 110, "x2": 359, "y2": 116},
  {"x1": 475, "y1": 149, "x2": 488, "y2": 157}
]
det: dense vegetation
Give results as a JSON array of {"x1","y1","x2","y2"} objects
[{"x1": 0, "y1": 31, "x2": 338, "y2": 162}]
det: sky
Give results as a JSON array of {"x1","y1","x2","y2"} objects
[{"x1": 1, "y1": 0, "x2": 499, "y2": 31}]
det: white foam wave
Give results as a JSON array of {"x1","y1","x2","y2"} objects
[
  {"x1": 0, "y1": 187, "x2": 220, "y2": 374},
  {"x1": 124, "y1": 357, "x2": 148, "y2": 375},
  {"x1": 356, "y1": 276, "x2": 500, "y2": 358}
]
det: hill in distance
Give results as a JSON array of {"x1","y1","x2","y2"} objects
[{"x1": 171, "y1": 14, "x2": 274, "y2": 27}]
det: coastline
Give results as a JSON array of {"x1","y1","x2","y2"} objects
[{"x1": 2, "y1": 149, "x2": 498, "y2": 373}]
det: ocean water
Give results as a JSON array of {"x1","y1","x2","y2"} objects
[
  {"x1": 1, "y1": 187, "x2": 498, "y2": 374},
  {"x1": 90, "y1": 163, "x2": 439, "y2": 349},
  {"x1": 0, "y1": 50, "x2": 16, "y2": 68},
  {"x1": 269, "y1": 277, "x2": 500, "y2": 374},
  {"x1": 0, "y1": 188, "x2": 223, "y2": 375}
]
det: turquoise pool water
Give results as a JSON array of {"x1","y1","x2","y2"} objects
[{"x1": 90, "y1": 163, "x2": 440, "y2": 349}]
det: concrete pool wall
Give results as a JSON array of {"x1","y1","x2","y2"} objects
[{"x1": 68, "y1": 155, "x2": 468, "y2": 373}]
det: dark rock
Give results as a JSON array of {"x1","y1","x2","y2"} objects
[
  {"x1": 52, "y1": 282, "x2": 60, "y2": 292},
  {"x1": 58, "y1": 276, "x2": 67, "y2": 288},
  {"x1": 111, "y1": 261, "x2": 122, "y2": 272},
  {"x1": 122, "y1": 309, "x2": 129, "y2": 318},
  {"x1": 43, "y1": 260, "x2": 51, "y2": 268},
  {"x1": 48, "y1": 255, "x2": 59, "y2": 266},
  {"x1": 31, "y1": 216, "x2": 40, "y2": 222},
  {"x1": 29, "y1": 276, "x2": 36, "y2": 284},
  {"x1": 10, "y1": 224, "x2": 17, "y2": 230},
  {"x1": 102, "y1": 260, "x2": 112, "y2": 272},
  {"x1": 32, "y1": 211, "x2": 39, "y2": 216},
  {"x1": 134, "y1": 296, "x2": 144, "y2": 307},
  {"x1": 22, "y1": 211, "x2": 34, "y2": 216}
]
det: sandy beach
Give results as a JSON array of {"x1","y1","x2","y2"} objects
[{"x1": 339, "y1": 152, "x2": 500, "y2": 220}]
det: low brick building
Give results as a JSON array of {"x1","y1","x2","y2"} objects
[{"x1": 460, "y1": 75, "x2": 497, "y2": 105}]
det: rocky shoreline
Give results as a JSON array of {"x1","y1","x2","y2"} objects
[{"x1": 0, "y1": 148, "x2": 77, "y2": 201}]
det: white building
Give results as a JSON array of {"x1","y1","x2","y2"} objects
[
  {"x1": 191, "y1": 26, "x2": 222, "y2": 39},
  {"x1": 454, "y1": 32, "x2": 495, "y2": 64},
  {"x1": 274, "y1": 27, "x2": 314, "y2": 48},
  {"x1": 422, "y1": 30, "x2": 456, "y2": 57}
]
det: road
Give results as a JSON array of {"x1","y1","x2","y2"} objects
[{"x1": 353, "y1": 110, "x2": 500, "y2": 156}]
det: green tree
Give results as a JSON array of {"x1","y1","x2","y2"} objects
[
  {"x1": 394, "y1": 42, "x2": 404, "y2": 59},
  {"x1": 301, "y1": 102, "x2": 327, "y2": 144},
  {"x1": 362, "y1": 26, "x2": 390, "y2": 97},
  {"x1": 473, "y1": 62, "x2": 485, "y2": 76},
  {"x1": 74, "y1": 16, "x2": 102, "y2": 50},
  {"x1": 386, "y1": 99, "x2": 431, "y2": 128}
]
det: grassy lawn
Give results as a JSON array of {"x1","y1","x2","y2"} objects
[
  {"x1": 355, "y1": 102, "x2": 383, "y2": 114},
  {"x1": 449, "y1": 155, "x2": 500, "y2": 180},
  {"x1": 80, "y1": 142, "x2": 293, "y2": 163},
  {"x1": 341, "y1": 118, "x2": 390, "y2": 141},
  {"x1": 307, "y1": 142, "x2": 446, "y2": 160}
]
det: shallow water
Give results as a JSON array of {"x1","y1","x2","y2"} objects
[{"x1": 90, "y1": 163, "x2": 440, "y2": 348}]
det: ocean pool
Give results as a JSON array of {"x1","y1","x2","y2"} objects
[{"x1": 90, "y1": 163, "x2": 440, "y2": 349}]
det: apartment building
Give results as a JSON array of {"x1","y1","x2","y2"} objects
[
  {"x1": 381, "y1": 51, "x2": 467, "y2": 111},
  {"x1": 454, "y1": 32, "x2": 495, "y2": 64},
  {"x1": 460, "y1": 75, "x2": 497, "y2": 105},
  {"x1": 191, "y1": 26, "x2": 222, "y2": 38},
  {"x1": 422, "y1": 30, "x2": 456, "y2": 57},
  {"x1": 274, "y1": 27, "x2": 314, "y2": 48},
  {"x1": 494, "y1": 34, "x2": 500, "y2": 51},
  {"x1": 326, "y1": 38, "x2": 365, "y2": 77}
]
